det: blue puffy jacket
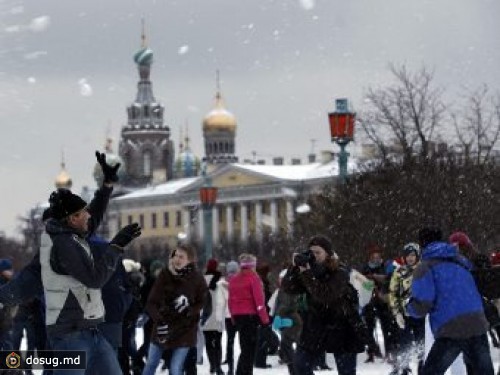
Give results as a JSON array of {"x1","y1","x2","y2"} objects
[{"x1": 408, "y1": 241, "x2": 488, "y2": 338}]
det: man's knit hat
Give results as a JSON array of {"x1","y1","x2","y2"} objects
[
  {"x1": 226, "y1": 261, "x2": 239, "y2": 275},
  {"x1": 48, "y1": 188, "x2": 87, "y2": 220},
  {"x1": 418, "y1": 227, "x2": 443, "y2": 248},
  {"x1": 402, "y1": 242, "x2": 420, "y2": 258},
  {"x1": 206, "y1": 258, "x2": 219, "y2": 273},
  {"x1": 449, "y1": 231, "x2": 472, "y2": 248},
  {"x1": 308, "y1": 235, "x2": 333, "y2": 256}
]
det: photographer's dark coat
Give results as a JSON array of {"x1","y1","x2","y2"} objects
[{"x1": 282, "y1": 260, "x2": 369, "y2": 354}]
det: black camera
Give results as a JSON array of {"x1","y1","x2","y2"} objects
[{"x1": 294, "y1": 249, "x2": 315, "y2": 267}]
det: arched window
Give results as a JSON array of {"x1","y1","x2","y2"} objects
[{"x1": 143, "y1": 151, "x2": 152, "y2": 176}]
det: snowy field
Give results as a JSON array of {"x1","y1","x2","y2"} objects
[{"x1": 23, "y1": 323, "x2": 500, "y2": 374}]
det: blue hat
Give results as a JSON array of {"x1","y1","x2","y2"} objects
[{"x1": 0, "y1": 259, "x2": 13, "y2": 272}]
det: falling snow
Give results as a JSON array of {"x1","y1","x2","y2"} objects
[
  {"x1": 78, "y1": 78, "x2": 93, "y2": 97},
  {"x1": 178, "y1": 45, "x2": 190, "y2": 55}
]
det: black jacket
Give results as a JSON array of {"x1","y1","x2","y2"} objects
[
  {"x1": 0, "y1": 185, "x2": 115, "y2": 307},
  {"x1": 282, "y1": 261, "x2": 369, "y2": 354}
]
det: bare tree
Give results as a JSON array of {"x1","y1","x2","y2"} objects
[
  {"x1": 293, "y1": 156, "x2": 500, "y2": 266},
  {"x1": 359, "y1": 64, "x2": 446, "y2": 162},
  {"x1": 452, "y1": 84, "x2": 500, "y2": 164}
]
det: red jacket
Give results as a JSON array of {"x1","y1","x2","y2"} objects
[{"x1": 228, "y1": 269, "x2": 269, "y2": 325}]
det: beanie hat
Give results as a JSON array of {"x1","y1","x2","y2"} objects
[
  {"x1": 418, "y1": 227, "x2": 442, "y2": 248},
  {"x1": 49, "y1": 188, "x2": 87, "y2": 220},
  {"x1": 491, "y1": 251, "x2": 500, "y2": 266},
  {"x1": 0, "y1": 259, "x2": 13, "y2": 272},
  {"x1": 403, "y1": 242, "x2": 420, "y2": 258},
  {"x1": 449, "y1": 231, "x2": 472, "y2": 248},
  {"x1": 238, "y1": 253, "x2": 257, "y2": 269},
  {"x1": 206, "y1": 258, "x2": 218, "y2": 273},
  {"x1": 308, "y1": 235, "x2": 333, "y2": 256},
  {"x1": 366, "y1": 243, "x2": 383, "y2": 257},
  {"x1": 226, "y1": 261, "x2": 239, "y2": 275}
]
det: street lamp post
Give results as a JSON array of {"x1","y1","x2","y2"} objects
[
  {"x1": 199, "y1": 164, "x2": 218, "y2": 265},
  {"x1": 328, "y1": 98, "x2": 356, "y2": 183}
]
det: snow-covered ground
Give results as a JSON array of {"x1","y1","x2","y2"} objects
[{"x1": 24, "y1": 323, "x2": 500, "y2": 374}]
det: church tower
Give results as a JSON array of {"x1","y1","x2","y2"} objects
[
  {"x1": 202, "y1": 71, "x2": 238, "y2": 165},
  {"x1": 119, "y1": 21, "x2": 174, "y2": 186}
]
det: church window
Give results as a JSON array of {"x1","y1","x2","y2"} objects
[
  {"x1": 176, "y1": 211, "x2": 182, "y2": 227},
  {"x1": 163, "y1": 212, "x2": 169, "y2": 227},
  {"x1": 151, "y1": 213, "x2": 157, "y2": 229},
  {"x1": 144, "y1": 105, "x2": 149, "y2": 117},
  {"x1": 139, "y1": 214, "x2": 144, "y2": 228},
  {"x1": 214, "y1": 143, "x2": 218, "y2": 153},
  {"x1": 128, "y1": 215, "x2": 133, "y2": 225}
]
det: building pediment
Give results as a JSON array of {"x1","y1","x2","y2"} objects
[{"x1": 179, "y1": 163, "x2": 280, "y2": 193}]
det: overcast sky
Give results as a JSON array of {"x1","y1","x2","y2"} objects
[{"x1": 0, "y1": 0, "x2": 499, "y2": 237}]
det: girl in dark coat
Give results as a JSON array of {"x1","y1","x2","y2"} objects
[
  {"x1": 282, "y1": 235, "x2": 372, "y2": 375},
  {"x1": 142, "y1": 244, "x2": 207, "y2": 375}
]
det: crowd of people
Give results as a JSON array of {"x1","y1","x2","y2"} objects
[{"x1": 0, "y1": 151, "x2": 500, "y2": 375}]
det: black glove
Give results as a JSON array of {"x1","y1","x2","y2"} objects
[
  {"x1": 95, "y1": 151, "x2": 120, "y2": 184},
  {"x1": 111, "y1": 223, "x2": 141, "y2": 248},
  {"x1": 157, "y1": 323, "x2": 169, "y2": 343}
]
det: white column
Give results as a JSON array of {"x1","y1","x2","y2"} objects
[
  {"x1": 240, "y1": 203, "x2": 248, "y2": 241},
  {"x1": 183, "y1": 209, "x2": 191, "y2": 240},
  {"x1": 226, "y1": 205, "x2": 234, "y2": 240},
  {"x1": 198, "y1": 209, "x2": 204, "y2": 240},
  {"x1": 286, "y1": 200, "x2": 294, "y2": 237},
  {"x1": 270, "y1": 200, "x2": 278, "y2": 233},
  {"x1": 212, "y1": 206, "x2": 219, "y2": 245},
  {"x1": 255, "y1": 201, "x2": 263, "y2": 241}
]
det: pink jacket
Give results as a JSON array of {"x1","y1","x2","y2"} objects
[{"x1": 228, "y1": 269, "x2": 269, "y2": 325}]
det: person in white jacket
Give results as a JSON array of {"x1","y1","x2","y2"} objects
[{"x1": 202, "y1": 258, "x2": 226, "y2": 375}]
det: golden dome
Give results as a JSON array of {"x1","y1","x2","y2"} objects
[
  {"x1": 203, "y1": 92, "x2": 237, "y2": 132},
  {"x1": 55, "y1": 162, "x2": 72, "y2": 189}
]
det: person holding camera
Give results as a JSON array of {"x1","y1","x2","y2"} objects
[{"x1": 281, "y1": 235, "x2": 371, "y2": 375}]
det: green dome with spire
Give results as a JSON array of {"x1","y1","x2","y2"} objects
[{"x1": 134, "y1": 47, "x2": 153, "y2": 66}]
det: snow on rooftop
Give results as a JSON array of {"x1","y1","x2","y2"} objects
[
  {"x1": 114, "y1": 177, "x2": 199, "y2": 201},
  {"x1": 234, "y1": 160, "x2": 356, "y2": 181}
]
